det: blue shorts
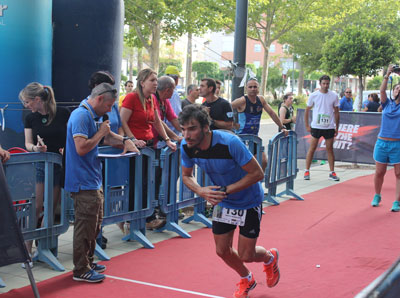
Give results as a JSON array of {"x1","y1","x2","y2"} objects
[
  {"x1": 373, "y1": 139, "x2": 400, "y2": 164},
  {"x1": 36, "y1": 163, "x2": 62, "y2": 186}
]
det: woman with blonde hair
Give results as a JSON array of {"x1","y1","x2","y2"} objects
[
  {"x1": 120, "y1": 68, "x2": 176, "y2": 150},
  {"x1": 19, "y1": 82, "x2": 70, "y2": 266}
]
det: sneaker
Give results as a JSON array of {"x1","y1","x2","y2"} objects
[
  {"x1": 73, "y1": 269, "x2": 105, "y2": 283},
  {"x1": 320, "y1": 160, "x2": 326, "y2": 165},
  {"x1": 391, "y1": 201, "x2": 400, "y2": 212},
  {"x1": 91, "y1": 262, "x2": 106, "y2": 273},
  {"x1": 329, "y1": 172, "x2": 340, "y2": 181},
  {"x1": 21, "y1": 251, "x2": 38, "y2": 269},
  {"x1": 233, "y1": 275, "x2": 257, "y2": 298},
  {"x1": 263, "y1": 248, "x2": 280, "y2": 288},
  {"x1": 371, "y1": 194, "x2": 381, "y2": 207},
  {"x1": 304, "y1": 171, "x2": 310, "y2": 180}
]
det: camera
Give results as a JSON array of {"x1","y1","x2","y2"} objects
[{"x1": 392, "y1": 65, "x2": 400, "y2": 74}]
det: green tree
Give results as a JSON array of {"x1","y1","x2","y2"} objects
[
  {"x1": 322, "y1": 26, "x2": 400, "y2": 110},
  {"x1": 192, "y1": 62, "x2": 220, "y2": 81},
  {"x1": 125, "y1": 0, "x2": 229, "y2": 72},
  {"x1": 256, "y1": 66, "x2": 285, "y2": 99}
]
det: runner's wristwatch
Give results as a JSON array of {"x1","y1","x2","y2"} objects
[{"x1": 220, "y1": 186, "x2": 227, "y2": 194}]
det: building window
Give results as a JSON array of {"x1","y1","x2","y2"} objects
[
  {"x1": 283, "y1": 44, "x2": 290, "y2": 52},
  {"x1": 253, "y1": 61, "x2": 260, "y2": 68},
  {"x1": 254, "y1": 44, "x2": 262, "y2": 53},
  {"x1": 269, "y1": 61, "x2": 275, "y2": 67},
  {"x1": 269, "y1": 44, "x2": 276, "y2": 53}
]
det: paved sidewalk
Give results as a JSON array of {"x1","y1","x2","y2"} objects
[{"x1": 0, "y1": 162, "x2": 376, "y2": 293}]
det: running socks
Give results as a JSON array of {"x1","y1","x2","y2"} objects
[
  {"x1": 264, "y1": 251, "x2": 274, "y2": 265},
  {"x1": 241, "y1": 272, "x2": 253, "y2": 282}
]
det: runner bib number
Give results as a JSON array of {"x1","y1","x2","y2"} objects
[
  {"x1": 212, "y1": 206, "x2": 247, "y2": 226},
  {"x1": 317, "y1": 113, "x2": 330, "y2": 126}
]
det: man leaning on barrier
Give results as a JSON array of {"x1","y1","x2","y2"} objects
[
  {"x1": 179, "y1": 105, "x2": 280, "y2": 298},
  {"x1": 65, "y1": 83, "x2": 139, "y2": 283}
]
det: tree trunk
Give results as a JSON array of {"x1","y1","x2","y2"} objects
[
  {"x1": 260, "y1": 47, "x2": 270, "y2": 97},
  {"x1": 137, "y1": 47, "x2": 143, "y2": 72},
  {"x1": 150, "y1": 24, "x2": 161, "y2": 73},
  {"x1": 185, "y1": 32, "x2": 193, "y2": 91},
  {"x1": 298, "y1": 66, "x2": 304, "y2": 95},
  {"x1": 128, "y1": 47, "x2": 134, "y2": 81},
  {"x1": 358, "y1": 75, "x2": 363, "y2": 111}
]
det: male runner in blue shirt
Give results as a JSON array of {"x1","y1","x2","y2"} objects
[{"x1": 179, "y1": 104, "x2": 280, "y2": 298}]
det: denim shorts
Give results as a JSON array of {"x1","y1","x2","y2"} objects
[
  {"x1": 373, "y1": 138, "x2": 400, "y2": 164},
  {"x1": 36, "y1": 163, "x2": 62, "y2": 186}
]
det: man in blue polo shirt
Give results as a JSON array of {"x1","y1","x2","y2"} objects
[
  {"x1": 65, "y1": 83, "x2": 138, "y2": 283},
  {"x1": 339, "y1": 88, "x2": 354, "y2": 111},
  {"x1": 179, "y1": 105, "x2": 280, "y2": 298}
]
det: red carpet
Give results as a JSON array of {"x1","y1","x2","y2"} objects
[{"x1": 2, "y1": 171, "x2": 400, "y2": 298}]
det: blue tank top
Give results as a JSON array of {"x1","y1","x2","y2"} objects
[
  {"x1": 379, "y1": 99, "x2": 400, "y2": 139},
  {"x1": 236, "y1": 96, "x2": 263, "y2": 135}
]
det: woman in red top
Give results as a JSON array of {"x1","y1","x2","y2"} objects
[{"x1": 120, "y1": 68, "x2": 176, "y2": 151}]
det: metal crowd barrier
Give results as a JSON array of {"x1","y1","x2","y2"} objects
[
  {"x1": 264, "y1": 131, "x2": 304, "y2": 205},
  {"x1": 238, "y1": 134, "x2": 264, "y2": 167},
  {"x1": 157, "y1": 148, "x2": 212, "y2": 238},
  {"x1": 4, "y1": 152, "x2": 69, "y2": 271}
]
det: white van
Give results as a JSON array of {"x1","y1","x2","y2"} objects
[{"x1": 353, "y1": 90, "x2": 390, "y2": 111}]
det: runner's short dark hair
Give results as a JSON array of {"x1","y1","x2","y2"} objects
[
  {"x1": 179, "y1": 104, "x2": 211, "y2": 128},
  {"x1": 319, "y1": 75, "x2": 331, "y2": 83},
  {"x1": 201, "y1": 78, "x2": 217, "y2": 94}
]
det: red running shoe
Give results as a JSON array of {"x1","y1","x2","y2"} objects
[
  {"x1": 233, "y1": 275, "x2": 257, "y2": 298},
  {"x1": 263, "y1": 248, "x2": 280, "y2": 288}
]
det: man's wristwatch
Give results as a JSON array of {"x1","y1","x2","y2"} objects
[
  {"x1": 220, "y1": 186, "x2": 227, "y2": 193},
  {"x1": 123, "y1": 136, "x2": 136, "y2": 144},
  {"x1": 164, "y1": 137, "x2": 170, "y2": 142}
]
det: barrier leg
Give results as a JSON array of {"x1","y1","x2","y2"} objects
[
  {"x1": 264, "y1": 185, "x2": 280, "y2": 205},
  {"x1": 122, "y1": 220, "x2": 154, "y2": 249},
  {"x1": 0, "y1": 277, "x2": 5, "y2": 288},
  {"x1": 182, "y1": 202, "x2": 212, "y2": 228},
  {"x1": 94, "y1": 243, "x2": 110, "y2": 261},
  {"x1": 157, "y1": 213, "x2": 191, "y2": 238},
  {"x1": 36, "y1": 247, "x2": 65, "y2": 271},
  {"x1": 276, "y1": 180, "x2": 304, "y2": 201}
]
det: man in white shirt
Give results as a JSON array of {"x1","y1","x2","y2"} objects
[{"x1": 304, "y1": 75, "x2": 340, "y2": 181}]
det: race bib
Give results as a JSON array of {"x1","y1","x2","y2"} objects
[
  {"x1": 317, "y1": 113, "x2": 330, "y2": 126},
  {"x1": 212, "y1": 205, "x2": 247, "y2": 226}
]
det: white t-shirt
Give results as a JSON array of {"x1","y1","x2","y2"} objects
[{"x1": 307, "y1": 90, "x2": 339, "y2": 129}]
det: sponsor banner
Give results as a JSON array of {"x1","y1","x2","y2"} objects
[{"x1": 295, "y1": 109, "x2": 381, "y2": 164}]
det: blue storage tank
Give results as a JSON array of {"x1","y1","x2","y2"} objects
[
  {"x1": 52, "y1": 0, "x2": 124, "y2": 104},
  {"x1": 0, "y1": 0, "x2": 53, "y2": 149}
]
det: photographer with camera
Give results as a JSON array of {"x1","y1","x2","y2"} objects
[{"x1": 371, "y1": 64, "x2": 400, "y2": 212}]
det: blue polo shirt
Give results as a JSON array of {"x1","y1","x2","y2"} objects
[
  {"x1": 181, "y1": 130, "x2": 264, "y2": 209},
  {"x1": 83, "y1": 97, "x2": 122, "y2": 134},
  {"x1": 378, "y1": 99, "x2": 400, "y2": 139},
  {"x1": 64, "y1": 101, "x2": 102, "y2": 192},
  {"x1": 339, "y1": 96, "x2": 353, "y2": 111}
]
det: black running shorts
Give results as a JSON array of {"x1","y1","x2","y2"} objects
[
  {"x1": 311, "y1": 128, "x2": 335, "y2": 140},
  {"x1": 212, "y1": 205, "x2": 262, "y2": 238}
]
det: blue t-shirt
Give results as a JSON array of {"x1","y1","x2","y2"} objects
[
  {"x1": 339, "y1": 96, "x2": 353, "y2": 111},
  {"x1": 378, "y1": 99, "x2": 400, "y2": 139},
  {"x1": 83, "y1": 97, "x2": 122, "y2": 134},
  {"x1": 236, "y1": 96, "x2": 263, "y2": 135},
  {"x1": 64, "y1": 101, "x2": 102, "y2": 192},
  {"x1": 180, "y1": 130, "x2": 264, "y2": 209}
]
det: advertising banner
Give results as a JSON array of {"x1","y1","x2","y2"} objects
[{"x1": 295, "y1": 109, "x2": 381, "y2": 164}]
